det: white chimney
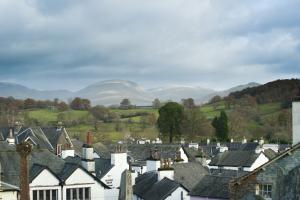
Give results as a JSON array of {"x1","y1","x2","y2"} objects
[
  {"x1": 146, "y1": 148, "x2": 161, "y2": 172},
  {"x1": 157, "y1": 159, "x2": 174, "y2": 181},
  {"x1": 7, "y1": 128, "x2": 15, "y2": 145},
  {"x1": 207, "y1": 138, "x2": 210, "y2": 145},
  {"x1": 293, "y1": 89, "x2": 300, "y2": 145},
  {"x1": 259, "y1": 137, "x2": 264, "y2": 146},
  {"x1": 81, "y1": 132, "x2": 95, "y2": 174},
  {"x1": 242, "y1": 137, "x2": 247, "y2": 144},
  {"x1": 111, "y1": 145, "x2": 128, "y2": 168}
]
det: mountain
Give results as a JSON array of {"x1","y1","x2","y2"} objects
[
  {"x1": 0, "y1": 80, "x2": 261, "y2": 106},
  {"x1": 148, "y1": 86, "x2": 215, "y2": 102},
  {"x1": 0, "y1": 82, "x2": 72, "y2": 100},
  {"x1": 74, "y1": 80, "x2": 153, "y2": 106}
]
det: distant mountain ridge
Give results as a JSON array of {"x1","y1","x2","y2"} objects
[{"x1": 0, "y1": 80, "x2": 260, "y2": 106}]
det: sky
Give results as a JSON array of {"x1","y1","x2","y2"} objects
[{"x1": 0, "y1": 0, "x2": 299, "y2": 91}]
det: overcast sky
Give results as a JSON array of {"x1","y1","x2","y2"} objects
[{"x1": 0, "y1": 0, "x2": 299, "y2": 91}]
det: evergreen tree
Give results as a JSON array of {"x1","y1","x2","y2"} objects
[{"x1": 211, "y1": 110, "x2": 229, "y2": 141}]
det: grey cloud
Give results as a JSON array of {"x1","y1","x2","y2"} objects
[{"x1": 0, "y1": 0, "x2": 299, "y2": 90}]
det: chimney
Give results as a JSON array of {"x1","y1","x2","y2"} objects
[
  {"x1": 146, "y1": 148, "x2": 161, "y2": 172},
  {"x1": 81, "y1": 131, "x2": 95, "y2": 174},
  {"x1": 57, "y1": 121, "x2": 63, "y2": 130},
  {"x1": 157, "y1": 158, "x2": 174, "y2": 181},
  {"x1": 16, "y1": 142, "x2": 32, "y2": 200},
  {"x1": 174, "y1": 148, "x2": 184, "y2": 163},
  {"x1": 7, "y1": 128, "x2": 15, "y2": 145},
  {"x1": 242, "y1": 137, "x2": 247, "y2": 144},
  {"x1": 111, "y1": 145, "x2": 128, "y2": 168},
  {"x1": 259, "y1": 137, "x2": 264, "y2": 146},
  {"x1": 293, "y1": 87, "x2": 300, "y2": 145},
  {"x1": 207, "y1": 138, "x2": 210, "y2": 145}
]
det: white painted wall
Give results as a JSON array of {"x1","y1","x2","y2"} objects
[
  {"x1": 29, "y1": 169, "x2": 62, "y2": 200},
  {"x1": 61, "y1": 149, "x2": 75, "y2": 159},
  {"x1": 293, "y1": 101, "x2": 300, "y2": 145},
  {"x1": 158, "y1": 170, "x2": 174, "y2": 181},
  {"x1": 0, "y1": 191, "x2": 18, "y2": 200},
  {"x1": 180, "y1": 147, "x2": 189, "y2": 163},
  {"x1": 63, "y1": 168, "x2": 105, "y2": 200},
  {"x1": 246, "y1": 153, "x2": 269, "y2": 171},
  {"x1": 146, "y1": 160, "x2": 160, "y2": 172},
  {"x1": 165, "y1": 187, "x2": 190, "y2": 200}
]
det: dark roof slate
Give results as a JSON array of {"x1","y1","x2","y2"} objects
[
  {"x1": 173, "y1": 162, "x2": 208, "y2": 191},
  {"x1": 142, "y1": 177, "x2": 182, "y2": 200},
  {"x1": 190, "y1": 175, "x2": 232, "y2": 199},
  {"x1": 209, "y1": 151, "x2": 259, "y2": 167},
  {"x1": 133, "y1": 171, "x2": 158, "y2": 198},
  {"x1": 263, "y1": 148, "x2": 277, "y2": 160},
  {"x1": 95, "y1": 158, "x2": 114, "y2": 179}
]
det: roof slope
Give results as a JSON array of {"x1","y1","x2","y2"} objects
[
  {"x1": 173, "y1": 162, "x2": 208, "y2": 191},
  {"x1": 209, "y1": 151, "x2": 259, "y2": 167},
  {"x1": 190, "y1": 175, "x2": 232, "y2": 199},
  {"x1": 142, "y1": 177, "x2": 182, "y2": 200},
  {"x1": 133, "y1": 172, "x2": 158, "y2": 198}
]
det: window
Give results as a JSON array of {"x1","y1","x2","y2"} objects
[
  {"x1": 66, "y1": 187, "x2": 91, "y2": 200},
  {"x1": 32, "y1": 189, "x2": 58, "y2": 200},
  {"x1": 258, "y1": 184, "x2": 272, "y2": 199}
]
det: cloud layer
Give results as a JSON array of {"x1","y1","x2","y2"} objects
[{"x1": 0, "y1": 0, "x2": 299, "y2": 90}]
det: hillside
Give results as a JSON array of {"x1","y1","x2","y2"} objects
[{"x1": 229, "y1": 79, "x2": 300, "y2": 104}]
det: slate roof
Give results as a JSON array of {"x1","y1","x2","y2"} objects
[
  {"x1": 173, "y1": 162, "x2": 208, "y2": 191},
  {"x1": 16, "y1": 127, "x2": 54, "y2": 151},
  {"x1": 95, "y1": 158, "x2": 114, "y2": 179},
  {"x1": 239, "y1": 142, "x2": 259, "y2": 151},
  {"x1": 127, "y1": 144, "x2": 182, "y2": 162},
  {"x1": 198, "y1": 144, "x2": 220, "y2": 158},
  {"x1": 209, "y1": 151, "x2": 260, "y2": 167},
  {"x1": 190, "y1": 175, "x2": 232, "y2": 199},
  {"x1": 263, "y1": 148, "x2": 277, "y2": 160},
  {"x1": 0, "y1": 181, "x2": 19, "y2": 191},
  {"x1": 42, "y1": 127, "x2": 64, "y2": 148},
  {"x1": 181, "y1": 146, "x2": 200, "y2": 162},
  {"x1": 133, "y1": 171, "x2": 158, "y2": 198},
  {"x1": 0, "y1": 141, "x2": 108, "y2": 188},
  {"x1": 142, "y1": 177, "x2": 184, "y2": 200},
  {"x1": 209, "y1": 169, "x2": 249, "y2": 178}
]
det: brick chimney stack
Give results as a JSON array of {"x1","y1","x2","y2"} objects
[
  {"x1": 17, "y1": 142, "x2": 32, "y2": 200},
  {"x1": 86, "y1": 131, "x2": 93, "y2": 146}
]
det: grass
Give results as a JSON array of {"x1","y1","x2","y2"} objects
[{"x1": 27, "y1": 109, "x2": 91, "y2": 124}]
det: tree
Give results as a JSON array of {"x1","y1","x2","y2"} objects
[
  {"x1": 24, "y1": 98, "x2": 36, "y2": 109},
  {"x1": 152, "y1": 98, "x2": 161, "y2": 109},
  {"x1": 157, "y1": 102, "x2": 184, "y2": 143},
  {"x1": 180, "y1": 107, "x2": 207, "y2": 140},
  {"x1": 209, "y1": 95, "x2": 222, "y2": 104},
  {"x1": 181, "y1": 98, "x2": 196, "y2": 109},
  {"x1": 70, "y1": 97, "x2": 91, "y2": 110},
  {"x1": 211, "y1": 110, "x2": 229, "y2": 141},
  {"x1": 120, "y1": 98, "x2": 131, "y2": 109}
]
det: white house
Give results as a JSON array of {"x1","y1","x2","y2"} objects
[{"x1": 208, "y1": 150, "x2": 269, "y2": 172}]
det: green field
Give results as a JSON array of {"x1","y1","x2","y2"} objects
[{"x1": 19, "y1": 100, "x2": 290, "y2": 143}]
